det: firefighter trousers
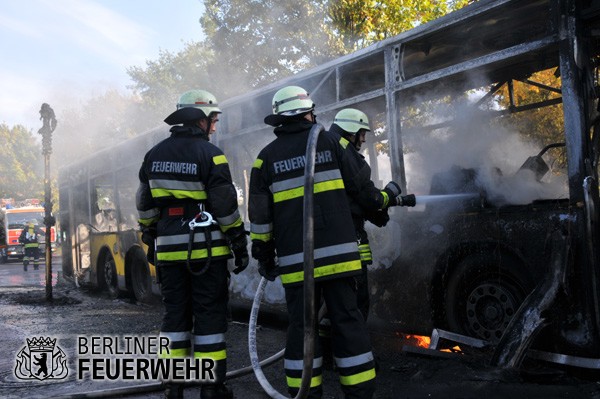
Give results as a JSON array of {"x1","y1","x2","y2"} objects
[
  {"x1": 158, "y1": 259, "x2": 229, "y2": 383},
  {"x1": 284, "y1": 277, "x2": 376, "y2": 399},
  {"x1": 318, "y1": 266, "x2": 370, "y2": 361},
  {"x1": 23, "y1": 247, "x2": 41, "y2": 270}
]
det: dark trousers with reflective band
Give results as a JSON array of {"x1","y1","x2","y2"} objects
[
  {"x1": 23, "y1": 247, "x2": 41, "y2": 268},
  {"x1": 285, "y1": 277, "x2": 376, "y2": 399},
  {"x1": 159, "y1": 259, "x2": 229, "y2": 383}
]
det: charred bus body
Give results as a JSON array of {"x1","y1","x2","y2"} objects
[
  {"x1": 59, "y1": 0, "x2": 600, "y2": 366},
  {"x1": 215, "y1": 0, "x2": 600, "y2": 362}
]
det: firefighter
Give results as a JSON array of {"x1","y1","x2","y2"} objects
[
  {"x1": 249, "y1": 86, "x2": 408, "y2": 398},
  {"x1": 136, "y1": 89, "x2": 248, "y2": 399},
  {"x1": 329, "y1": 107, "x2": 416, "y2": 318},
  {"x1": 19, "y1": 220, "x2": 43, "y2": 271},
  {"x1": 319, "y1": 108, "x2": 415, "y2": 368}
]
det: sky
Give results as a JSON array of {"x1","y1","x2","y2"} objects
[{"x1": 0, "y1": 0, "x2": 205, "y2": 130}]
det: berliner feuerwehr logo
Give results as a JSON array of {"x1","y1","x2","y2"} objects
[{"x1": 15, "y1": 336, "x2": 68, "y2": 381}]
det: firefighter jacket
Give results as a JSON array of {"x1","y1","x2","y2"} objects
[
  {"x1": 327, "y1": 124, "x2": 394, "y2": 221},
  {"x1": 136, "y1": 125, "x2": 243, "y2": 266},
  {"x1": 249, "y1": 120, "x2": 379, "y2": 286},
  {"x1": 19, "y1": 225, "x2": 42, "y2": 248},
  {"x1": 344, "y1": 147, "x2": 391, "y2": 264}
]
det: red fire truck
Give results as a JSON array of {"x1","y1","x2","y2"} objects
[{"x1": 1, "y1": 201, "x2": 57, "y2": 262}]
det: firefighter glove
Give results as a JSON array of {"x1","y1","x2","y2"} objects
[
  {"x1": 141, "y1": 226, "x2": 157, "y2": 265},
  {"x1": 397, "y1": 194, "x2": 417, "y2": 207},
  {"x1": 141, "y1": 226, "x2": 157, "y2": 246},
  {"x1": 258, "y1": 258, "x2": 279, "y2": 281},
  {"x1": 228, "y1": 229, "x2": 249, "y2": 274},
  {"x1": 251, "y1": 240, "x2": 275, "y2": 262},
  {"x1": 382, "y1": 181, "x2": 402, "y2": 208},
  {"x1": 252, "y1": 240, "x2": 278, "y2": 281},
  {"x1": 366, "y1": 208, "x2": 390, "y2": 227}
]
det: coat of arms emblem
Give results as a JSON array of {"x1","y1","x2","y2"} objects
[{"x1": 14, "y1": 336, "x2": 68, "y2": 380}]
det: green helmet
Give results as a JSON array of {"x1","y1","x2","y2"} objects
[
  {"x1": 272, "y1": 86, "x2": 314, "y2": 116},
  {"x1": 177, "y1": 89, "x2": 222, "y2": 117},
  {"x1": 333, "y1": 108, "x2": 370, "y2": 135}
]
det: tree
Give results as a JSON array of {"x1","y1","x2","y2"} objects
[
  {"x1": 492, "y1": 68, "x2": 566, "y2": 167},
  {"x1": 0, "y1": 123, "x2": 44, "y2": 200},
  {"x1": 328, "y1": 0, "x2": 472, "y2": 52},
  {"x1": 128, "y1": 1, "x2": 474, "y2": 106},
  {"x1": 200, "y1": 0, "x2": 343, "y2": 96},
  {"x1": 127, "y1": 42, "x2": 217, "y2": 119}
]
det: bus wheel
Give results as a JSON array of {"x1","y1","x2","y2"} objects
[
  {"x1": 102, "y1": 253, "x2": 119, "y2": 299},
  {"x1": 131, "y1": 250, "x2": 153, "y2": 304},
  {"x1": 445, "y1": 253, "x2": 532, "y2": 344}
]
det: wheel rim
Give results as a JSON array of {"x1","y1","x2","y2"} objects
[{"x1": 465, "y1": 282, "x2": 521, "y2": 342}]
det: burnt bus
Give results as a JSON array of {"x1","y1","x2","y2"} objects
[{"x1": 214, "y1": 0, "x2": 600, "y2": 364}]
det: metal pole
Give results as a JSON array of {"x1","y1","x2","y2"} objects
[{"x1": 38, "y1": 103, "x2": 57, "y2": 302}]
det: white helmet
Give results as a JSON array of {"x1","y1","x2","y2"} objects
[
  {"x1": 332, "y1": 108, "x2": 370, "y2": 134},
  {"x1": 272, "y1": 86, "x2": 314, "y2": 116}
]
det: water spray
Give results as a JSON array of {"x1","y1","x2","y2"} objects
[{"x1": 413, "y1": 193, "x2": 480, "y2": 204}]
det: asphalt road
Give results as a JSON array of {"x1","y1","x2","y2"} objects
[
  {"x1": 0, "y1": 256, "x2": 60, "y2": 288},
  {"x1": 0, "y1": 257, "x2": 598, "y2": 399}
]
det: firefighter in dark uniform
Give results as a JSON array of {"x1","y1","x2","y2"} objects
[
  {"x1": 249, "y1": 86, "x2": 407, "y2": 399},
  {"x1": 137, "y1": 90, "x2": 248, "y2": 399},
  {"x1": 319, "y1": 108, "x2": 416, "y2": 365},
  {"x1": 19, "y1": 220, "x2": 43, "y2": 271},
  {"x1": 330, "y1": 108, "x2": 416, "y2": 316}
]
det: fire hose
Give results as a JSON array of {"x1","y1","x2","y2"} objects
[
  {"x1": 53, "y1": 124, "x2": 324, "y2": 399},
  {"x1": 248, "y1": 123, "x2": 324, "y2": 399}
]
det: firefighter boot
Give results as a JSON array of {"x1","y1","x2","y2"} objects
[
  {"x1": 163, "y1": 382, "x2": 184, "y2": 399},
  {"x1": 23, "y1": 260, "x2": 28, "y2": 272},
  {"x1": 201, "y1": 383, "x2": 233, "y2": 399}
]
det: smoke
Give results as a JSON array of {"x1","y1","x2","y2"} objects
[
  {"x1": 361, "y1": 94, "x2": 569, "y2": 272},
  {"x1": 400, "y1": 100, "x2": 568, "y2": 205}
]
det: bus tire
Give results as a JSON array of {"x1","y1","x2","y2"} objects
[
  {"x1": 130, "y1": 250, "x2": 153, "y2": 304},
  {"x1": 445, "y1": 253, "x2": 532, "y2": 343},
  {"x1": 100, "y1": 251, "x2": 119, "y2": 299}
]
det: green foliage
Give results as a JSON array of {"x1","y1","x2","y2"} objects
[
  {"x1": 127, "y1": 42, "x2": 216, "y2": 119},
  {"x1": 194, "y1": 0, "x2": 474, "y2": 94},
  {"x1": 0, "y1": 123, "x2": 44, "y2": 200},
  {"x1": 328, "y1": 0, "x2": 472, "y2": 51},
  {"x1": 127, "y1": 0, "x2": 475, "y2": 113},
  {"x1": 200, "y1": 0, "x2": 342, "y2": 95},
  {"x1": 492, "y1": 69, "x2": 566, "y2": 167}
]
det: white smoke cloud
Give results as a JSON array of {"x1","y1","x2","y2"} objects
[{"x1": 400, "y1": 101, "x2": 568, "y2": 205}]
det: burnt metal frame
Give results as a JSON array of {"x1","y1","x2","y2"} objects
[{"x1": 212, "y1": 0, "x2": 600, "y2": 355}]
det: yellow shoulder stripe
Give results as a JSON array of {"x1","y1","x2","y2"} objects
[{"x1": 213, "y1": 155, "x2": 228, "y2": 165}]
